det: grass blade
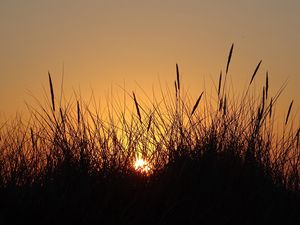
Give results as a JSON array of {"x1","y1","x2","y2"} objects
[
  {"x1": 223, "y1": 95, "x2": 227, "y2": 115},
  {"x1": 262, "y1": 87, "x2": 265, "y2": 111},
  {"x1": 133, "y1": 92, "x2": 142, "y2": 123},
  {"x1": 249, "y1": 60, "x2": 262, "y2": 85},
  {"x1": 147, "y1": 114, "x2": 152, "y2": 132},
  {"x1": 218, "y1": 71, "x2": 222, "y2": 97},
  {"x1": 226, "y1": 43, "x2": 234, "y2": 74},
  {"x1": 191, "y1": 92, "x2": 204, "y2": 116},
  {"x1": 285, "y1": 100, "x2": 294, "y2": 125},
  {"x1": 77, "y1": 100, "x2": 81, "y2": 124},
  {"x1": 269, "y1": 97, "x2": 274, "y2": 119},
  {"x1": 296, "y1": 128, "x2": 300, "y2": 148},
  {"x1": 48, "y1": 71, "x2": 55, "y2": 112},
  {"x1": 266, "y1": 71, "x2": 269, "y2": 99},
  {"x1": 176, "y1": 63, "x2": 180, "y2": 91}
]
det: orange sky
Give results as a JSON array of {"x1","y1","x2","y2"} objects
[{"x1": 0, "y1": 1, "x2": 299, "y2": 123}]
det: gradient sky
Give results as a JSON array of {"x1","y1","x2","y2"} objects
[{"x1": 0, "y1": 0, "x2": 299, "y2": 121}]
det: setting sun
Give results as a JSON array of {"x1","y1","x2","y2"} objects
[{"x1": 134, "y1": 158, "x2": 152, "y2": 174}]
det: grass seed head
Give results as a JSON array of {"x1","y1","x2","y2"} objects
[
  {"x1": 285, "y1": 100, "x2": 294, "y2": 125},
  {"x1": 48, "y1": 71, "x2": 55, "y2": 112},
  {"x1": 249, "y1": 60, "x2": 262, "y2": 85},
  {"x1": 226, "y1": 43, "x2": 234, "y2": 74}
]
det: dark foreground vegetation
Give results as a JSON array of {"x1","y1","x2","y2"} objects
[{"x1": 0, "y1": 45, "x2": 299, "y2": 224}]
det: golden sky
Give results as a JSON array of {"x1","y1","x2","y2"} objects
[{"x1": 0, "y1": 1, "x2": 299, "y2": 122}]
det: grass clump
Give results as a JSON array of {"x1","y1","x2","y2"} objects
[{"x1": 0, "y1": 45, "x2": 299, "y2": 225}]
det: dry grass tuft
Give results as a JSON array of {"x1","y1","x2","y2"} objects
[{"x1": 0, "y1": 45, "x2": 299, "y2": 225}]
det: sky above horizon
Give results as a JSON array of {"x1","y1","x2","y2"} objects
[{"x1": 0, "y1": 0, "x2": 299, "y2": 122}]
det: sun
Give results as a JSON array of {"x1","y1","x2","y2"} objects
[{"x1": 134, "y1": 158, "x2": 152, "y2": 175}]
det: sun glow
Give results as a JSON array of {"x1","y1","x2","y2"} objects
[{"x1": 134, "y1": 158, "x2": 152, "y2": 174}]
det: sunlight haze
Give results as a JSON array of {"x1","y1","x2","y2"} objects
[{"x1": 0, "y1": 0, "x2": 299, "y2": 122}]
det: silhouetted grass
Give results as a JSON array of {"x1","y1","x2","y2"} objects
[{"x1": 0, "y1": 45, "x2": 299, "y2": 225}]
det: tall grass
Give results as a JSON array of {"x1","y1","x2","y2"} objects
[{"x1": 0, "y1": 45, "x2": 299, "y2": 225}]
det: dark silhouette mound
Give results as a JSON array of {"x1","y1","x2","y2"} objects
[
  {"x1": 0, "y1": 145, "x2": 299, "y2": 225},
  {"x1": 0, "y1": 139, "x2": 300, "y2": 224}
]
